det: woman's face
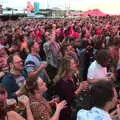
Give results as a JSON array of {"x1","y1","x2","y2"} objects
[
  {"x1": 70, "y1": 59, "x2": 78, "y2": 72},
  {"x1": 33, "y1": 42, "x2": 40, "y2": 52},
  {"x1": 37, "y1": 77, "x2": 48, "y2": 94}
]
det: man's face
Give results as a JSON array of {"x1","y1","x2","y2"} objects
[
  {"x1": 13, "y1": 55, "x2": 23, "y2": 71},
  {"x1": 45, "y1": 31, "x2": 51, "y2": 41}
]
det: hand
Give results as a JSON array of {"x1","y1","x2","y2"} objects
[
  {"x1": 40, "y1": 62, "x2": 47, "y2": 70},
  {"x1": 116, "y1": 104, "x2": 120, "y2": 118},
  {"x1": 110, "y1": 105, "x2": 120, "y2": 119},
  {"x1": 56, "y1": 100, "x2": 67, "y2": 112},
  {"x1": 105, "y1": 72, "x2": 115, "y2": 81},
  {"x1": 110, "y1": 109, "x2": 118, "y2": 119},
  {"x1": 49, "y1": 96, "x2": 60, "y2": 107},
  {"x1": 0, "y1": 71, "x2": 5, "y2": 78},
  {"x1": 51, "y1": 96, "x2": 60, "y2": 104},
  {"x1": 79, "y1": 81, "x2": 89, "y2": 91},
  {"x1": 18, "y1": 95, "x2": 30, "y2": 108}
]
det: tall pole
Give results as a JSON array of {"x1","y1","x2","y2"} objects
[
  {"x1": 68, "y1": 0, "x2": 71, "y2": 15},
  {"x1": 69, "y1": 0, "x2": 70, "y2": 10},
  {"x1": 47, "y1": 0, "x2": 49, "y2": 9}
]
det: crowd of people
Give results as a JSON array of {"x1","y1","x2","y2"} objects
[{"x1": 0, "y1": 15, "x2": 120, "y2": 120}]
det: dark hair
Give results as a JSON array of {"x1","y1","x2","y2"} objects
[
  {"x1": 96, "y1": 49, "x2": 110, "y2": 67},
  {"x1": 0, "y1": 84, "x2": 7, "y2": 120},
  {"x1": 93, "y1": 37, "x2": 104, "y2": 50},
  {"x1": 90, "y1": 80, "x2": 114, "y2": 108},
  {"x1": 27, "y1": 40, "x2": 35, "y2": 53}
]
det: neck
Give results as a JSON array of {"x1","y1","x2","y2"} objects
[
  {"x1": 102, "y1": 107, "x2": 109, "y2": 113},
  {"x1": 102, "y1": 103, "x2": 111, "y2": 112},
  {"x1": 31, "y1": 51, "x2": 39, "y2": 56},
  {"x1": 34, "y1": 92, "x2": 43, "y2": 100},
  {"x1": 11, "y1": 69, "x2": 21, "y2": 76}
]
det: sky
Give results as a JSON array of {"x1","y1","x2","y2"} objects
[{"x1": 1, "y1": 0, "x2": 120, "y2": 14}]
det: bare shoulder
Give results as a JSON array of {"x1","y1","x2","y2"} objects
[{"x1": 7, "y1": 111, "x2": 25, "y2": 120}]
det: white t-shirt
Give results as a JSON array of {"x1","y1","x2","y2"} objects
[
  {"x1": 77, "y1": 107, "x2": 112, "y2": 120},
  {"x1": 87, "y1": 60, "x2": 107, "y2": 80}
]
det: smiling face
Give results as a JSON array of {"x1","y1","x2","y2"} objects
[
  {"x1": 36, "y1": 77, "x2": 48, "y2": 94},
  {"x1": 70, "y1": 58, "x2": 78, "y2": 72},
  {"x1": 12, "y1": 55, "x2": 23, "y2": 71}
]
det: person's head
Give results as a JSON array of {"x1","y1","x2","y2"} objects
[
  {"x1": 24, "y1": 76, "x2": 47, "y2": 96},
  {"x1": 8, "y1": 53, "x2": 23, "y2": 72},
  {"x1": 111, "y1": 36, "x2": 120, "y2": 48},
  {"x1": 90, "y1": 80, "x2": 117, "y2": 111},
  {"x1": 96, "y1": 49, "x2": 110, "y2": 67},
  {"x1": 20, "y1": 34, "x2": 28, "y2": 42},
  {"x1": 0, "y1": 84, "x2": 8, "y2": 120},
  {"x1": 54, "y1": 56, "x2": 78, "y2": 83},
  {"x1": 44, "y1": 31, "x2": 52, "y2": 41},
  {"x1": 93, "y1": 37, "x2": 105, "y2": 49},
  {"x1": 28, "y1": 40, "x2": 40, "y2": 53},
  {"x1": 61, "y1": 44, "x2": 75, "y2": 57}
]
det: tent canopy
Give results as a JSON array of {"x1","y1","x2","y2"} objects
[{"x1": 81, "y1": 9, "x2": 108, "y2": 16}]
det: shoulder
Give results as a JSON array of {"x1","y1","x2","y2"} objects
[
  {"x1": 25, "y1": 55, "x2": 36, "y2": 65},
  {"x1": 7, "y1": 111, "x2": 25, "y2": 120},
  {"x1": 77, "y1": 109, "x2": 90, "y2": 119},
  {"x1": 43, "y1": 42, "x2": 49, "y2": 46},
  {"x1": 25, "y1": 54, "x2": 34, "y2": 61},
  {"x1": 77, "y1": 109, "x2": 99, "y2": 120},
  {"x1": 2, "y1": 73, "x2": 15, "y2": 83},
  {"x1": 43, "y1": 42, "x2": 51, "y2": 49},
  {"x1": 88, "y1": 61, "x2": 97, "y2": 70}
]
